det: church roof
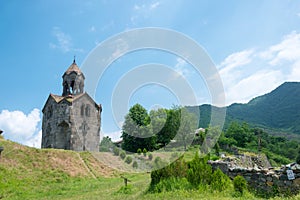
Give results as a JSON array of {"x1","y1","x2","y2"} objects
[
  {"x1": 50, "y1": 93, "x2": 85, "y2": 103},
  {"x1": 42, "y1": 93, "x2": 101, "y2": 113},
  {"x1": 63, "y1": 59, "x2": 84, "y2": 77}
]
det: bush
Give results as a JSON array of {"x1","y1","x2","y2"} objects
[
  {"x1": 153, "y1": 156, "x2": 168, "y2": 169},
  {"x1": 99, "y1": 136, "x2": 114, "y2": 152},
  {"x1": 143, "y1": 148, "x2": 147, "y2": 156},
  {"x1": 210, "y1": 168, "x2": 231, "y2": 191},
  {"x1": 137, "y1": 148, "x2": 142, "y2": 155},
  {"x1": 233, "y1": 175, "x2": 247, "y2": 195},
  {"x1": 120, "y1": 151, "x2": 126, "y2": 160},
  {"x1": 150, "y1": 177, "x2": 191, "y2": 193},
  {"x1": 296, "y1": 149, "x2": 300, "y2": 164},
  {"x1": 125, "y1": 156, "x2": 133, "y2": 164},
  {"x1": 148, "y1": 153, "x2": 153, "y2": 160},
  {"x1": 154, "y1": 156, "x2": 161, "y2": 164},
  {"x1": 187, "y1": 152, "x2": 212, "y2": 187},
  {"x1": 132, "y1": 161, "x2": 138, "y2": 168},
  {"x1": 113, "y1": 147, "x2": 120, "y2": 156},
  {"x1": 210, "y1": 155, "x2": 219, "y2": 161},
  {"x1": 150, "y1": 157, "x2": 187, "y2": 188}
]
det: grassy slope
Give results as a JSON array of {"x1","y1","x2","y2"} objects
[{"x1": 0, "y1": 138, "x2": 299, "y2": 200}]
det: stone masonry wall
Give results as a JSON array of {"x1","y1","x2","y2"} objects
[{"x1": 209, "y1": 160, "x2": 300, "y2": 196}]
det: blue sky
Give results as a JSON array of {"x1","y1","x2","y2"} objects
[{"x1": 1, "y1": 0, "x2": 300, "y2": 146}]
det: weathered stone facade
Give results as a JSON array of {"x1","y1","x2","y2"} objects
[{"x1": 41, "y1": 60, "x2": 102, "y2": 152}]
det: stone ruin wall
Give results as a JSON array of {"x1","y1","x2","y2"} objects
[{"x1": 208, "y1": 160, "x2": 300, "y2": 196}]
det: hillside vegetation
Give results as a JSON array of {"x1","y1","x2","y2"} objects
[
  {"x1": 1, "y1": 137, "x2": 300, "y2": 199},
  {"x1": 188, "y1": 82, "x2": 300, "y2": 139}
]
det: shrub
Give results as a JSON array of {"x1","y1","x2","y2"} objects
[
  {"x1": 210, "y1": 155, "x2": 219, "y2": 161},
  {"x1": 150, "y1": 177, "x2": 191, "y2": 193},
  {"x1": 137, "y1": 148, "x2": 142, "y2": 155},
  {"x1": 210, "y1": 168, "x2": 231, "y2": 191},
  {"x1": 99, "y1": 136, "x2": 114, "y2": 152},
  {"x1": 148, "y1": 153, "x2": 153, "y2": 160},
  {"x1": 153, "y1": 156, "x2": 168, "y2": 169},
  {"x1": 132, "y1": 161, "x2": 138, "y2": 168},
  {"x1": 125, "y1": 156, "x2": 133, "y2": 164},
  {"x1": 296, "y1": 149, "x2": 300, "y2": 164},
  {"x1": 113, "y1": 147, "x2": 120, "y2": 156},
  {"x1": 187, "y1": 152, "x2": 212, "y2": 187},
  {"x1": 150, "y1": 157, "x2": 187, "y2": 188},
  {"x1": 233, "y1": 175, "x2": 247, "y2": 195},
  {"x1": 143, "y1": 148, "x2": 147, "y2": 156},
  {"x1": 120, "y1": 151, "x2": 126, "y2": 160}
]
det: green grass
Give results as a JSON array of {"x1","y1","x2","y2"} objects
[{"x1": 0, "y1": 138, "x2": 300, "y2": 200}]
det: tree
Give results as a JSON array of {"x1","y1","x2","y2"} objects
[
  {"x1": 233, "y1": 175, "x2": 247, "y2": 195},
  {"x1": 225, "y1": 122, "x2": 253, "y2": 148},
  {"x1": 296, "y1": 148, "x2": 300, "y2": 164},
  {"x1": 174, "y1": 108, "x2": 197, "y2": 150},
  {"x1": 122, "y1": 104, "x2": 157, "y2": 152},
  {"x1": 201, "y1": 126, "x2": 222, "y2": 154},
  {"x1": 156, "y1": 108, "x2": 181, "y2": 148},
  {"x1": 99, "y1": 136, "x2": 114, "y2": 152}
]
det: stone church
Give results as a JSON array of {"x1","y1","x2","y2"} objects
[{"x1": 41, "y1": 59, "x2": 102, "y2": 151}]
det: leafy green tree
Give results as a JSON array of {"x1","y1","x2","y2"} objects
[
  {"x1": 233, "y1": 175, "x2": 247, "y2": 195},
  {"x1": 122, "y1": 104, "x2": 157, "y2": 152},
  {"x1": 120, "y1": 151, "x2": 126, "y2": 159},
  {"x1": 174, "y1": 108, "x2": 197, "y2": 150},
  {"x1": 211, "y1": 168, "x2": 231, "y2": 191},
  {"x1": 99, "y1": 136, "x2": 114, "y2": 152},
  {"x1": 150, "y1": 108, "x2": 167, "y2": 136},
  {"x1": 156, "y1": 108, "x2": 181, "y2": 148},
  {"x1": 214, "y1": 142, "x2": 220, "y2": 156},
  {"x1": 201, "y1": 126, "x2": 222, "y2": 154},
  {"x1": 187, "y1": 152, "x2": 212, "y2": 187},
  {"x1": 132, "y1": 161, "x2": 138, "y2": 168},
  {"x1": 113, "y1": 146, "x2": 120, "y2": 156},
  {"x1": 296, "y1": 148, "x2": 300, "y2": 164},
  {"x1": 143, "y1": 148, "x2": 147, "y2": 156},
  {"x1": 125, "y1": 156, "x2": 133, "y2": 164},
  {"x1": 137, "y1": 148, "x2": 142, "y2": 155},
  {"x1": 225, "y1": 122, "x2": 254, "y2": 148}
]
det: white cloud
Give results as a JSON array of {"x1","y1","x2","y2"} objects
[
  {"x1": 297, "y1": 12, "x2": 300, "y2": 17},
  {"x1": 266, "y1": 31, "x2": 300, "y2": 65},
  {"x1": 0, "y1": 109, "x2": 41, "y2": 146},
  {"x1": 218, "y1": 31, "x2": 300, "y2": 105},
  {"x1": 174, "y1": 57, "x2": 191, "y2": 77},
  {"x1": 130, "y1": 1, "x2": 161, "y2": 26},
  {"x1": 49, "y1": 27, "x2": 83, "y2": 53},
  {"x1": 24, "y1": 130, "x2": 42, "y2": 148},
  {"x1": 109, "y1": 38, "x2": 129, "y2": 61},
  {"x1": 225, "y1": 70, "x2": 282, "y2": 104},
  {"x1": 150, "y1": 2, "x2": 160, "y2": 10},
  {"x1": 102, "y1": 131, "x2": 122, "y2": 142},
  {"x1": 219, "y1": 49, "x2": 254, "y2": 74}
]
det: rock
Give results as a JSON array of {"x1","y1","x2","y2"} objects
[
  {"x1": 266, "y1": 176, "x2": 272, "y2": 182},
  {"x1": 266, "y1": 181, "x2": 273, "y2": 186}
]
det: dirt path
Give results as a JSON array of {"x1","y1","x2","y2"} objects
[{"x1": 76, "y1": 152, "x2": 97, "y2": 179}]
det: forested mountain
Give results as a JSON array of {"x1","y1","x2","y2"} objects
[{"x1": 189, "y1": 82, "x2": 300, "y2": 136}]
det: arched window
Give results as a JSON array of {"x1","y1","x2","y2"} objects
[
  {"x1": 85, "y1": 105, "x2": 90, "y2": 117},
  {"x1": 81, "y1": 104, "x2": 85, "y2": 116}
]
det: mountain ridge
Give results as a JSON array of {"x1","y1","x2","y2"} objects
[{"x1": 190, "y1": 82, "x2": 300, "y2": 137}]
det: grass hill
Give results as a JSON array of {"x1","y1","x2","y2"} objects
[
  {"x1": 0, "y1": 137, "x2": 299, "y2": 199},
  {"x1": 189, "y1": 82, "x2": 300, "y2": 139}
]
